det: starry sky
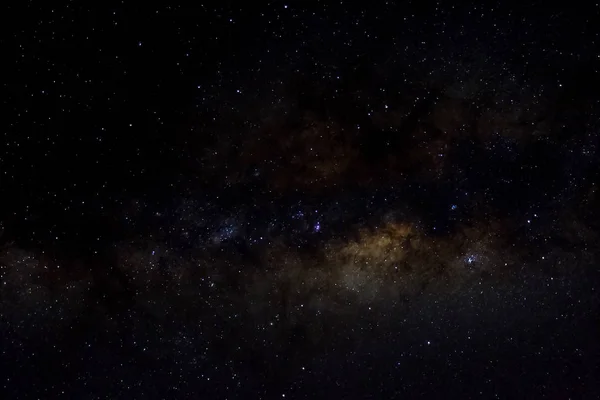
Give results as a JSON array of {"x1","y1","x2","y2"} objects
[{"x1": 2, "y1": 1, "x2": 600, "y2": 398}]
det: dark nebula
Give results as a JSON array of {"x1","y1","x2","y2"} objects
[{"x1": 2, "y1": 2, "x2": 600, "y2": 398}]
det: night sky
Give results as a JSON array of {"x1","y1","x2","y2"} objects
[{"x1": 2, "y1": 1, "x2": 600, "y2": 398}]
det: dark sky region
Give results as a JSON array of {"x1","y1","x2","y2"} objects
[{"x1": 2, "y1": 1, "x2": 600, "y2": 398}]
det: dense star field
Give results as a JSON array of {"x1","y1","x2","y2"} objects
[{"x1": 2, "y1": 1, "x2": 600, "y2": 398}]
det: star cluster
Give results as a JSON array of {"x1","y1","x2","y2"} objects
[{"x1": 2, "y1": 2, "x2": 600, "y2": 398}]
